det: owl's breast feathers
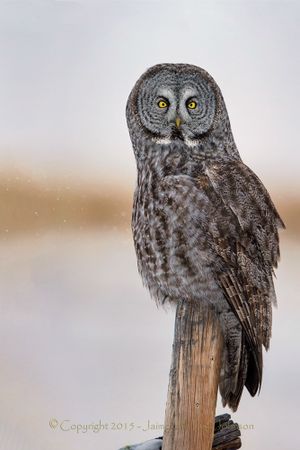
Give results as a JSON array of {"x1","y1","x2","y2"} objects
[{"x1": 133, "y1": 157, "x2": 284, "y2": 408}]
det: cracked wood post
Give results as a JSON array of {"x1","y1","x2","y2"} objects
[{"x1": 163, "y1": 299, "x2": 223, "y2": 450}]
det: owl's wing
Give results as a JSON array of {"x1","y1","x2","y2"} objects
[
  {"x1": 205, "y1": 160, "x2": 284, "y2": 269},
  {"x1": 204, "y1": 160, "x2": 284, "y2": 395},
  {"x1": 160, "y1": 162, "x2": 283, "y2": 405}
]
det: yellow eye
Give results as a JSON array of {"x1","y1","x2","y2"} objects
[
  {"x1": 187, "y1": 100, "x2": 197, "y2": 110},
  {"x1": 158, "y1": 99, "x2": 169, "y2": 108}
]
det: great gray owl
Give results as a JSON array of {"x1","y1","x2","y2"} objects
[{"x1": 126, "y1": 63, "x2": 284, "y2": 411}]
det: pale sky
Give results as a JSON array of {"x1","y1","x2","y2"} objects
[{"x1": 0, "y1": 0, "x2": 299, "y2": 188}]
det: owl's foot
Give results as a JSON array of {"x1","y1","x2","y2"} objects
[{"x1": 118, "y1": 413, "x2": 241, "y2": 450}]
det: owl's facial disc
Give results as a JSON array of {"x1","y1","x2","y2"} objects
[{"x1": 137, "y1": 69, "x2": 217, "y2": 145}]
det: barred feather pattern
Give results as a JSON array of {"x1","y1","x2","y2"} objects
[{"x1": 126, "y1": 64, "x2": 284, "y2": 411}]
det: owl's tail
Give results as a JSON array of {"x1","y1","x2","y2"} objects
[{"x1": 219, "y1": 333, "x2": 262, "y2": 411}]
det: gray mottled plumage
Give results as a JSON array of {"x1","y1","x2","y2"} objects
[{"x1": 126, "y1": 63, "x2": 284, "y2": 411}]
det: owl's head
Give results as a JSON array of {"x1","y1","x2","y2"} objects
[{"x1": 127, "y1": 63, "x2": 237, "y2": 157}]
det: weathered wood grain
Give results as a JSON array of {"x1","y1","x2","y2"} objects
[
  {"x1": 163, "y1": 299, "x2": 224, "y2": 450},
  {"x1": 118, "y1": 414, "x2": 242, "y2": 450}
]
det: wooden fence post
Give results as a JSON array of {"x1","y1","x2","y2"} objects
[{"x1": 163, "y1": 299, "x2": 223, "y2": 450}]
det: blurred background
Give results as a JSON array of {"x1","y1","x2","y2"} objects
[{"x1": 0, "y1": 1, "x2": 299, "y2": 449}]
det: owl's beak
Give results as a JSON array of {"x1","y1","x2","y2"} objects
[{"x1": 175, "y1": 117, "x2": 181, "y2": 129}]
